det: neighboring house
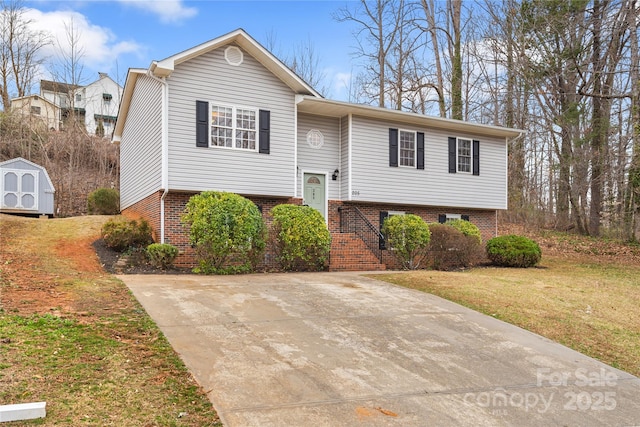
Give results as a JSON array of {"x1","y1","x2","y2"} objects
[
  {"x1": 113, "y1": 29, "x2": 523, "y2": 271},
  {"x1": 0, "y1": 157, "x2": 55, "y2": 217},
  {"x1": 38, "y1": 73, "x2": 122, "y2": 136},
  {"x1": 10, "y1": 95, "x2": 61, "y2": 130}
]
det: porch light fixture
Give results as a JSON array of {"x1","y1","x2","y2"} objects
[{"x1": 332, "y1": 169, "x2": 339, "y2": 180}]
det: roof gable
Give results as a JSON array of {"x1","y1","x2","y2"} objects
[{"x1": 150, "y1": 28, "x2": 320, "y2": 97}]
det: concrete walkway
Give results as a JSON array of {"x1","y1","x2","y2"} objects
[{"x1": 119, "y1": 272, "x2": 640, "y2": 426}]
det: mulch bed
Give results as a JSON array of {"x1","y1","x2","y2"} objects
[{"x1": 92, "y1": 239, "x2": 191, "y2": 274}]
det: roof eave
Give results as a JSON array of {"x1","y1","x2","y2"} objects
[
  {"x1": 296, "y1": 96, "x2": 524, "y2": 139},
  {"x1": 112, "y1": 68, "x2": 147, "y2": 143}
]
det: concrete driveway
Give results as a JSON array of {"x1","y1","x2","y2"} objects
[{"x1": 120, "y1": 272, "x2": 640, "y2": 426}]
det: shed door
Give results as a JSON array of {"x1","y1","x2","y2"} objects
[
  {"x1": 303, "y1": 173, "x2": 326, "y2": 219},
  {"x1": 1, "y1": 169, "x2": 39, "y2": 210}
]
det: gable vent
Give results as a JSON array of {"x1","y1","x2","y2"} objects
[{"x1": 225, "y1": 46, "x2": 243, "y2": 66}]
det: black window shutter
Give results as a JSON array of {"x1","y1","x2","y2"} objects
[
  {"x1": 448, "y1": 137, "x2": 457, "y2": 173},
  {"x1": 259, "y1": 110, "x2": 270, "y2": 154},
  {"x1": 417, "y1": 132, "x2": 425, "y2": 170},
  {"x1": 473, "y1": 140, "x2": 480, "y2": 175},
  {"x1": 379, "y1": 211, "x2": 389, "y2": 249},
  {"x1": 196, "y1": 101, "x2": 209, "y2": 147},
  {"x1": 438, "y1": 214, "x2": 447, "y2": 224},
  {"x1": 389, "y1": 128, "x2": 398, "y2": 167},
  {"x1": 461, "y1": 214, "x2": 470, "y2": 221}
]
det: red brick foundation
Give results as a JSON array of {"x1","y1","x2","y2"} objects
[{"x1": 122, "y1": 191, "x2": 498, "y2": 271}]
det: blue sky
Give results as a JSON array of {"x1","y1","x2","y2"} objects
[{"x1": 24, "y1": 0, "x2": 358, "y2": 100}]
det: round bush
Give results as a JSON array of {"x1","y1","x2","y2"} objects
[
  {"x1": 382, "y1": 214, "x2": 431, "y2": 270},
  {"x1": 446, "y1": 219, "x2": 482, "y2": 244},
  {"x1": 87, "y1": 188, "x2": 120, "y2": 215},
  {"x1": 427, "y1": 223, "x2": 483, "y2": 270},
  {"x1": 182, "y1": 191, "x2": 266, "y2": 274},
  {"x1": 101, "y1": 217, "x2": 153, "y2": 252},
  {"x1": 271, "y1": 204, "x2": 331, "y2": 271},
  {"x1": 486, "y1": 235, "x2": 542, "y2": 268},
  {"x1": 147, "y1": 243, "x2": 179, "y2": 269}
]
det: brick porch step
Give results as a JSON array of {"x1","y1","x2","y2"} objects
[{"x1": 329, "y1": 233, "x2": 386, "y2": 272}]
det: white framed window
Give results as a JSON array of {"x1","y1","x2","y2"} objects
[
  {"x1": 210, "y1": 104, "x2": 257, "y2": 151},
  {"x1": 399, "y1": 130, "x2": 415, "y2": 167},
  {"x1": 457, "y1": 138, "x2": 472, "y2": 173}
]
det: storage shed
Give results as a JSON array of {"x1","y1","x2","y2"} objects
[{"x1": 0, "y1": 157, "x2": 55, "y2": 217}]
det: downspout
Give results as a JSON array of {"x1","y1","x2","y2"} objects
[{"x1": 147, "y1": 70, "x2": 169, "y2": 243}]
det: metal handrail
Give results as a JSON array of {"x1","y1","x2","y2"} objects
[{"x1": 339, "y1": 205, "x2": 384, "y2": 263}]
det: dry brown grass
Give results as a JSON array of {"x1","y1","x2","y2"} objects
[{"x1": 377, "y1": 254, "x2": 640, "y2": 377}]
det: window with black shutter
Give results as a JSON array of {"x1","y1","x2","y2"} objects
[
  {"x1": 448, "y1": 137, "x2": 480, "y2": 175},
  {"x1": 195, "y1": 101, "x2": 270, "y2": 153}
]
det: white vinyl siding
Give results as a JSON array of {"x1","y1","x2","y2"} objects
[
  {"x1": 119, "y1": 75, "x2": 163, "y2": 209},
  {"x1": 349, "y1": 116, "x2": 507, "y2": 210},
  {"x1": 340, "y1": 116, "x2": 349, "y2": 200},
  {"x1": 167, "y1": 45, "x2": 295, "y2": 197},
  {"x1": 296, "y1": 113, "x2": 340, "y2": 200}
]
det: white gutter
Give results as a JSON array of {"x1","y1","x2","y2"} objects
[{"x1": 147, "y1": 70, "x2": 169, "y2": 243}]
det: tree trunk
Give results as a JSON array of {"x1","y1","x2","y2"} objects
[{"x1": 449, "y1": 0, "x2": 462, "y2": 120}]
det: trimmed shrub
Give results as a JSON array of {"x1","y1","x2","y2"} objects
[
  {"x1": 101, "y1": 218, "x2": 153, "y2": 252},
  {"x1": 182, "y1": 191, "x2": 266, "y2": 274},
  {"x1": 87, "y1": 188, "x2": 120, "y2": 215},
  {"x1": 446, "y1": 219, "x2": 482, "y2": 244},
  {"x1": 486, "y1": 235, "x2": 542, "y2": 268},
  {"x1": 147, "y1": 243, "x2": 179, "y2": 269},
  {"x1": 271, "y1": 204, "x2": 331, "y2": 271},
  {"x1": 382, "y1": 214, "x2": 431, "y2": 270},
  {"x1": 427, "y1": 224, "x2": 483, "y2": 271}
]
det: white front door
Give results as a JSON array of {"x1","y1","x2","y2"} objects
[
  {"x1": 1, "y1": 169, "x2": 38, "y2": 210},
  {"x1": 303, "y1": 173, "x2": 326, "y2": 219}
]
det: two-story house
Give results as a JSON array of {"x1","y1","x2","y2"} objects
[
  {"x1": 37, "y1": 72, "x2": 122, "y2": 136},
  {"x1": 113, "y1": 29, "x2": 523, "y2": 271}
]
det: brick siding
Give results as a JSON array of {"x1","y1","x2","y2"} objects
[{"x1": 123, "y1": 191, "x2": 497, "y2": 271}]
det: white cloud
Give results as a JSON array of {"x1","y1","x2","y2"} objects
[
  {"x1": 24, "y1": 8, "x2": 143, "y2": 83},
  {"x1": 117, "y1": 0, "x2": 197, "y2": 24},
  {"x1": 331, "y1": 71, "x2": 352, "y2": 102}
]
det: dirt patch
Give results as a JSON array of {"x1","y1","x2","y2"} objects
[
  {"x1": 0, "y1": 215, "x2": 135, "y2": 317},
  {"x1": 55, "y1": 237, "x2": 104, "y2": 274}
]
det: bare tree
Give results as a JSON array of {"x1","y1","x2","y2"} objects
[
  {"x1": 286, "y1": 36, "x2": 329, "y2": 96},
  {"x1": 0, "y1": 0, "x2": 49, "y2": 110},
  {"x1": 334, "y1": 0, "x2": 404, "y2": 108}
]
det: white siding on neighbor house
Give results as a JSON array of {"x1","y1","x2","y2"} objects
[
  {"x1": 340, "y1": 116, "x2": 349, "y2": 201},
  {"x1": 166, "y1": 45, "x2": 296, "y2": 197},
  {"x1": 296, "y1": 113, "x2": 340, "y2": 200},
  {"x1": 81, "y1": 76, "x2": 122, "y2": 137},
  {"x1": 119, "y1": 75, "x2": 163, "y2": 209},
  {"x1": 349, "y1": 116, "x2": 507, "y2": 210}
]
